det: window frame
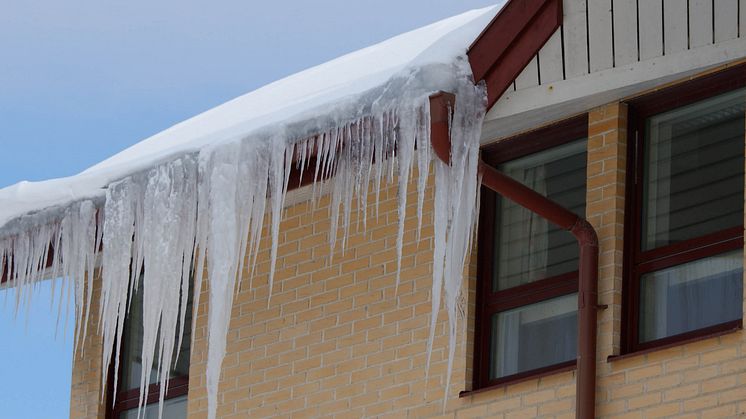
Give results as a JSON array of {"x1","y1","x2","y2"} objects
[
  {"x1": 107, "y1": 375, "x2": 189, "y2": 419},
  {"x1": 474, "y1": 114, "x2": 588, "y2": 389},
  {"x1": 106, "y1": 285, "x2": 192, "y2": 419},
  {"x1": 621, "y1": 64, "x2": 746, "y2": 354}
]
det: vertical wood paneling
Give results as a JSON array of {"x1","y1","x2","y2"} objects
[
  {"x1": 563, "y1": 0, "x2": 589, "y2": 78},
  {"x1": 538, "y1": 30, "x2": 565, "y2": 84},
  {"x1": 714, "y1": 0, "x2": 739, "y2": 42},
  {"x1": 741, "y1": 0, "x2": 746, "y2": 37},
  {"x1": 514, "y1": 56, "x2": 540, "y2": 90},
  {"x1": 638, "y1": 1, "x2": 663, "y2": 60},
  {"x1": 613, "y1": 0, "x2": 638, "y2": 66},
  {"x1": 664, "y1": 0, "x2": 689, "y2": 54},
  {"x1": 689, "y1": 0, "x2": 713, "y2": 48},
  {"x1": 588, "y1": 0, "x2": 614, "y2": 71}
]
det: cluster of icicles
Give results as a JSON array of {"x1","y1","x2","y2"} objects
[{"x1": 0, "y1": 82, "x2": 485, "y2": 419}]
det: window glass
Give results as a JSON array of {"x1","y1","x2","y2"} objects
[
  {"x1": 639, "y1": 250, "x2": 743, "y2": 342},
  {"x1": 120, "y1": 395, "x2": 188, "y2": 419},
  {"x1": 642, "y1": 88, "x2": 745, "y2": 250},
  {"x1": 120, "y1": 282, "x2": 192, "y2": 391},
  {"x1": 490, "y1": 293, "x2": 578, "y2": 379},
  {"x1": 494, "y1": 139, "x2": 587, "y2": 290}
]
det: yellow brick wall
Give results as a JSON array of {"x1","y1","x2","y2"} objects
[
  {"x1": 71, "y1": 67, "x2": 746, "y2": 419},
  {"x1": 181, "y1": 170, "x2": 579, "y2": 419},
  {"x1": 69, "y1": 273, "x2": 107, "y2": 419}
]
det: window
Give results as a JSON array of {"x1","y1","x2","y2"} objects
[
  {"x1": 623, "y1": 66, "x2": 746, "y2": 353},
  {"x1": 108, "y1": 278, "x2": 192, "y2": 419},
  {"x1": 475, "y1": 116, "x2": 588, "y2": 388}
]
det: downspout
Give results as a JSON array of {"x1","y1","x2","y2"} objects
[{"x1": 429, "y1": 92, "x2": 599, "y2": 419}]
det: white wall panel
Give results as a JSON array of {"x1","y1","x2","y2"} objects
[
  {"x1": 613, "y1": 0, "x2": 638, "y2": 66},
  {"x1": 741, "y1": 0, "x2": 746, "y2": 37},
  {"x1": 538, "y1": 30, "x2": 565, "y2": 84},
  {"x1": 714, "y1": 0, "x2": 739, "y2": 42},
  {"x1": 588, "y1": 0, "x2": 614, "y2": 71},
  {"x1": 514, "y1": 56, "x2": 540, "y2": 90},
  {"x1": 563, "y1": 0, "x2": 589, "y2": 78},
  {"x1": 689, "y1": 0, "x2": 713, "y2": 48},
  {"x1": 664, "y1": 0, "x2": 688, "y2": 54},
  {"x1": 638, "y1": 1, "x2": 663, "y2": 60}
]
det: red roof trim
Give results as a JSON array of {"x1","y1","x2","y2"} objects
[{"x1": 467, "y1": 0, "x2": 563, "y2": 109}]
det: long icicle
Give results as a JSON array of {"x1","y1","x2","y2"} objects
[{"x1": 0, "y1": 68, "x2": 487, "y2": 419}]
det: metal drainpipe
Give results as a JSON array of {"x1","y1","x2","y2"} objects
[{"x1": 429, "y1": 92, "x2": 599, "y2": 419}]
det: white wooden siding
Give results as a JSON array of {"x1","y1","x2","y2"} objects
[
  {"x1": 613, "y1": 0, "x2": 638, "y2": 66},
  {"x1": 563, "y1": 0, "x2": 589, "y2": 78},
  {"x1": 638, "y1": 1, "x2": 662, "y2": 60},
  {"x1": 500, "y1": 0, "x2": 744, "y2": 102},
  {"x1": 588, "y1": 0, "x2": 614, "y2": 71},
  {"x1": 538, "y1": 30, "x2": 565, "y2": 83},
  {"x1": 664, "y1": 0, "x2": 688, "y2": 55},
  {"x1": 689, "y1": 0, "x2": 713, "y2": 48},
  {"x1": 714, "y1": 0, "x2": 739, "y2": 43},
  {"x1": 514, "y1": 56, "x2": 539, "y2": 89}
]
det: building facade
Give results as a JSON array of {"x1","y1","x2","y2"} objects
[{"x1": 63, "y1": 0, "x2": 746, "y2": 418}]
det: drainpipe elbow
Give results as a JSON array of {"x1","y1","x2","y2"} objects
[{"x1": 570, "y1": 218, "x2": 599, "y2": 249}]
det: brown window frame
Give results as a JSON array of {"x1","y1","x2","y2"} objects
[
  {"x1": 474, "y1": 115, "x2": 588, "y2": 389},
  {"x1": 107, "y1": 374, "x2": 189, "y2": 419},
  {"x1": 621, "y1": 63, "x2": 746, "y2": 354}
]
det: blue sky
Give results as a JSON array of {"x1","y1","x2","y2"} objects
[{"x1": 0, "y1": 1, "x2": 496, "y2": 417}]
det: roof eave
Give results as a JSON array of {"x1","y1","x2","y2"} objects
[{"x1": 467, "y1": 0, "x2": 563, "y2": 109}]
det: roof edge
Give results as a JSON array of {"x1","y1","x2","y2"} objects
[{"x1": 467, "y1": 0, "x2": 563, "y2": 108}]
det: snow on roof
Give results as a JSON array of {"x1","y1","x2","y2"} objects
[
  {"x1": 1, "y1": 8, "x2": 506, "y2": 418},
  {"x1": 0, "y1": 4, "x2": 502, "y2": 233}
]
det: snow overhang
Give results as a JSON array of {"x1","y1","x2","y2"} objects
[
  {"x1": 0, "y1": 4, "x2": 505, "y2": 245},
  {"x1": 0, "y1": 3, "x2": 572, "y2": 418}
]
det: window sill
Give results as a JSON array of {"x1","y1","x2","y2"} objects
[
  {"x1": 608, "y1": 324, "x2": 742, "y2": 363},
  {"x1": 459, "y1": 361, "x2": 576, "y2": 398}
]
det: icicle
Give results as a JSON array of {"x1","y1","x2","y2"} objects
[
  {"x1": 202, "y1": 143, "x2": 242, "y2": 419},
  {"x1": 429, "y1": 80, "x2": 486, "y2": 408},
  {"x1": 131, "y1": 156, "x2": 198, "y2": 419},
  {"x1": 425, "y1": 159, "x2": 447, "y2": 376},
  {"x1": 59, "y1": 200, "x2": 100, "y2": 356},
  {"x1": 394, "y1": 106, "x2": 417, "y2": 292},
  {"x1": 0, "y1": 53, "x2": 488, "y2": 419},
  {"x1": 267, "y1": 136, "x2": 292, "y2": 302},
  {"x1": 415, "y1": 102, "x2": 432, "y2": 242},
  {"x1": 99, "y1": 178, "x2": 137, "y2": 402}
]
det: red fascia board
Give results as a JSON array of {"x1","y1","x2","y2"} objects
[
  {"x1": 467, "y1": 0, "x2": 563, "y2": 108},
  {"x1": 468, "y1": 0, "x2": 550, "y2": 80}
]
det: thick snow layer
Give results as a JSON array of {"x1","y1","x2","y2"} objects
[
  {"x1": 0, "y1": 4, "x2": 502, "y2": 419},
  {"x1": 0, "y1": 4, "x2": 500, "y2": 231}
]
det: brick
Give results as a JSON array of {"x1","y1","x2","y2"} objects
[
  {"x1": 701, "y1": 347, "x2": 738, "y2": 365},
  {"x1": 505, "y1": 406, "x2": 537, "y2": 419},
  {"x1": 611, "y1": 383, "x2": 643, "y2": 398},
  {"x1": 702, "y1": 404, "x2": 737, "y2": 418},
  {"x1": 627, "y1": 365, "x2": 662, "y2": 382},
  {"x1": 702, "y1": 374, "x2": 738, "y2": 394},
  {"x1": 663, "y1": 384, "x2": 699, "y2": 402},
  {"x1": 719, "y1": 386, "x2": 746, "y2": 404},
  {"x1": 644, "y1": 402, "x2": 680, "y2": 418},
  {"x1": 683, "y1": 394, "x2": 718, "y2": 412},
  {"x1": 486, "y1": 396, "x2": 521, "y2": 414},
  {"x1": 522, "y1": 389, "x2": 555, "y2": 405},
  {"x1": 628, "y1": 392, "x2": 661, "y2": 409}
]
